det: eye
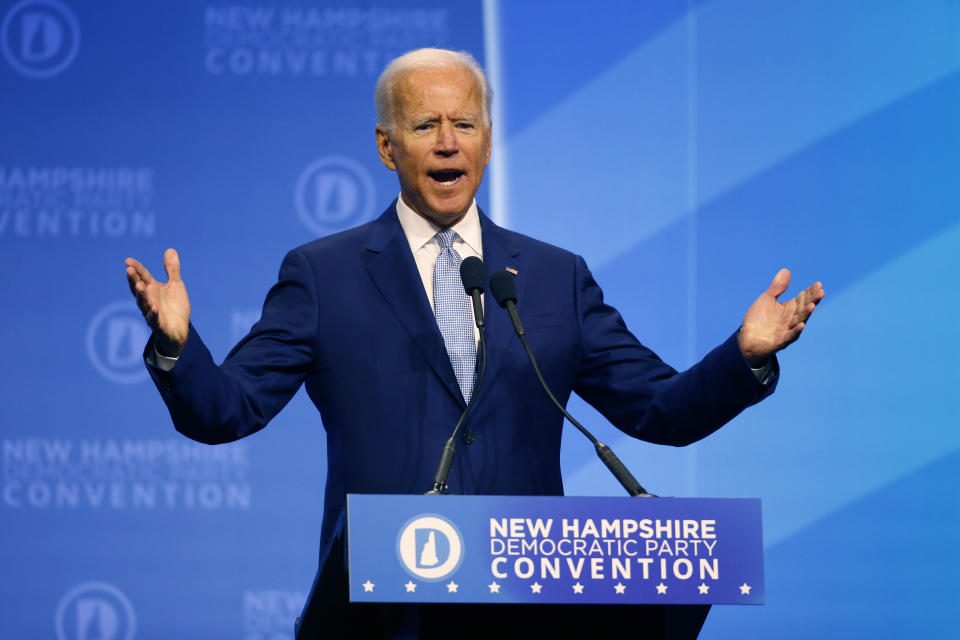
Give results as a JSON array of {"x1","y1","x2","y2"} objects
[{"x1": 414, "y1": 123, "x2": 433, "y2": 131}]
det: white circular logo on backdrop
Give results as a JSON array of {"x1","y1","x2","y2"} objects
[
  {"x1": 294, "y1": 156, "x2": 376, "y2": 235},
  {"x1": 86, "y1": 300, "x2": 151, "y2": 384},
  {"x1": 1, "y1": 0, "x2": 80, "y2": 78},
  {"x1": 396, "y1": 514, "x2": 464, "y2": 581},
  {"x1": 55, "y1": 581, "x2": 136, "y2": 640}
]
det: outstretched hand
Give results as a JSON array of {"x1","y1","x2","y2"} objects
[
  {"x1": 738, "y1": 268, "x2": 824, "y2": 366},
  {"x1": 125, "y1": 248, "x2": 191, "y2": 357}
]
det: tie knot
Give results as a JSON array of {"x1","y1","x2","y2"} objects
[{"x1": 435, "y1": 228, "x2": 458, "y2": 250}]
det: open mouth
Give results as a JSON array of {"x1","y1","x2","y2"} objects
[{"x1": 428, "y1": 169, "x2": 465, "y2": 186}]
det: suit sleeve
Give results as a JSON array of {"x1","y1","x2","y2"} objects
[
  {"x1": 571, "y1": 255, "x2": 777, "y2": 446},
  {"x1": 145, "y1": 248, "x2": 319, "y2": 444}
]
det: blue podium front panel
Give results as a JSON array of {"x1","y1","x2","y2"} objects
[{"x1": 347, "y1": 494, "x2": 764, "y2": 605}]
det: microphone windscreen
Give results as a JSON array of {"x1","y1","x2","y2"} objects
[
  {"x1": 489, "y1": 269, "x2": 518, "y2": 307},
  {"x1": 459, "y1": 256, "x2": 486, "y2": 294}
]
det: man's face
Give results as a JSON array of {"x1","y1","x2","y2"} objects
[{"x1": 376, "y1": 65, "x2": 491, "y2": 227}]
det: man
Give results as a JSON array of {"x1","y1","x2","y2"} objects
[{"x1": 125, "y1": 48, "x2": 823, "y2": 638}]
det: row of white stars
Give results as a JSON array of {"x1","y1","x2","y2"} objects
[{"x1": 362, "y1": 580, "x2": 753, "y2": 596}]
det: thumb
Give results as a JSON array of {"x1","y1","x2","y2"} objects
[
  {"x1": 765, "y1": 268, "x2": 791, "y2": 299},
  {"x1": 163, "y1": 248, "x2": 182, "y2": 283}
]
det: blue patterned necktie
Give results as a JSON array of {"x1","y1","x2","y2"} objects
[{"x1": 433, "y1": 228, "x2": 475, "y2": 402}]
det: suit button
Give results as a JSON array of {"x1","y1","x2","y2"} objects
[{"x1": 461, "y1": 429, "x2": 476, "y2": 445}]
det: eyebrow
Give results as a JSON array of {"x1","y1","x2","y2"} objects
[{"x1": 409, "y1": 114, "x2": 479, "y2": 126}]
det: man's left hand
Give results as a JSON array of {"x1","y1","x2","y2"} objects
[{"x1": 738, "y1": 268, "x2": 825, "y2": 367}]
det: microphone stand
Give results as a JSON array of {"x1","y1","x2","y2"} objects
[
  {"x1": 490, "y1": 270, "x2": 653, "y2": 497},
  {"x1": 426, "y1": 329, "x2": 486, "y2": 495},
  {"x1": 516, "y1": 329, "x2": 652, "y2": 497}
]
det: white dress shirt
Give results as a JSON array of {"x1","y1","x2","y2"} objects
[{"x1": 395, "y1": 193, "x2": 484, "y2": 345}]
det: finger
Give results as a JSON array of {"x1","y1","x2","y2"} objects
[
  {"x1": 130, "y1": 282, "x2": 151, "y2": 315},
  {"x1": 809, "y1": 282, "x2": 825, "y2": 304},
  {"x1": 164, "y1": 248, "x2": 182, "y2": 283},
  {"x1": 765, "y1": 268, "x2": 791, "y2": 300},
  {"x1": 785, "y1": 322, "x2": 805, "y2": 347},
  {"x1": 127, "y1": 265, "x2": 150, "y2": 295},
  {"x1": 125, "y1": 257, "x2": 155, "y2": 285},
  {"x1": 789, "y1": 303, "x2": 817, "y2": 328},
  {"x1": 126, "y1": 266, "x2": 154, "y2": 304},
  {"x1": 789, "y1": 281, "x2": 824, "y2": 316},
  {"x1": 127, "y1": 264, "x2": 161, "y2": 318},
  {"x1": 125, "y1": 265, "x2": 140, "y2": 295},
  {"x1": 797, "y1": 281, "x2": 821, "y2": 300}
]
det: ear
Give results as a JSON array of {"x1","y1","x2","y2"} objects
[
  {"x1": 376, "y1": 125, "x2": 397, "y2": 171},
  {"x1": 483, "y1": 121, "x2": 493, "y2": 166}
]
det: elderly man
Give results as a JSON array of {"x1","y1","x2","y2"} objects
[{"x1": 126, "y1": 48, "x2": 823, "y2": 639}]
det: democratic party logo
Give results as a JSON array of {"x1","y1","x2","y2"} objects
[
  {"x1": 294, "y1": 156, "x2": 376, "y2": 235},
  {"x1": 86, "y1": 301, "x2": 150, "y2": 384},
  {"x1": 55, "y1": 581, "x2": 136, "y2": 640},
  {"x1": 396, "y1": 514, "x2": 464, "y2": 581},
  {"x1": 1, "y1": 0, "x2": 80, "y2": 78}
]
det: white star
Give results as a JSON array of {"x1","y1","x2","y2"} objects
[
  {"x1": 739, "y1": 582, "x2": 751, "y2": 595},
  {"x1": 572, "y1": 582, "x2": 584, "y2": 594},
  {"x1": 530, "y1": 582, "x2": 543, "y2": 594},
  {"x1": 655, "y1": 582, "x2": 668, "y2": 595},
  {"x1": 446, "y1": 581, "x2": 459, "y2": 593},
  {"x1": 614, "y1": 582, "x2": 626, "y2": 594},
  {"x1": 697, "y1": 583, "x2": 709, "y2": 595},
  {"x1": 488, "y1": 581, "x2": 501, "y2": 594},
  {"x1": 362, "y1": 580, "x2": 375, "y2": 592},
  {"x1": 404, "y1": 581, "x2": 417, "y2": 593}
]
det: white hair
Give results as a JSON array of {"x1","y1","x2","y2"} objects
[{"x1": 375, "y1": 48, "x2": 491, "y2": 133}]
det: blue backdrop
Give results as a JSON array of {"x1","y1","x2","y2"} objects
[{"x1": 1, "y1": 1, "x2": 957, "y2": 638}]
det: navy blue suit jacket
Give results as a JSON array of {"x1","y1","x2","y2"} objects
[{"x1": 147, "y1": 203, "x2": 776, "y2": 636}]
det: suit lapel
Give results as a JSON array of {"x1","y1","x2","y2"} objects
[
  {"x1": 479, "y1": 212, "x2": 524, "y2": 395},
  {"x1": 364, "y1": 204, "x2": 465, "y2": 405}
]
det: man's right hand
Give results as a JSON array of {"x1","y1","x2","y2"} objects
[{"x1": 125, "y1": 248, "x2": 191, "y2": 357}]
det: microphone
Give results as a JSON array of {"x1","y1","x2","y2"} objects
[
  {"x1": 489, "y1": 270, "x2": 653, "y2": 498},
  {"x1": 460, "y1": 256, "x2": 485, "y2": 328},
  {"x1": 426, "y1": 256, "x2": 489, "y2": 495}
]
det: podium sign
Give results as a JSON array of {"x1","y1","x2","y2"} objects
[{"x1": 347, "y1": 494, "x2": 764, "y2": 605}]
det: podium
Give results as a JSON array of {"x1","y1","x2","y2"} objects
[{"x1": 336, "y1": 494, "x2": 764, "y2": 638}]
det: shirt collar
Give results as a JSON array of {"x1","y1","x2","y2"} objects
[{"x1": 395, "y1": 193, "x2": 483, "y2": 257}]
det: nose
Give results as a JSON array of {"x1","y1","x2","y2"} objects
[{"x1": 434, "y1": 121, "x2": 458, "y2": 156}]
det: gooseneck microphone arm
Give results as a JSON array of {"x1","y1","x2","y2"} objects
[
  {"x1": 488, "y1": 270, "x2": 653, "y2": 498},
  {"x1": 426, "y1": 331, "x2": 486, "y2": 495},
  {"x1": 426, "y1": 256, "x2": 489, "y2": 495}
]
